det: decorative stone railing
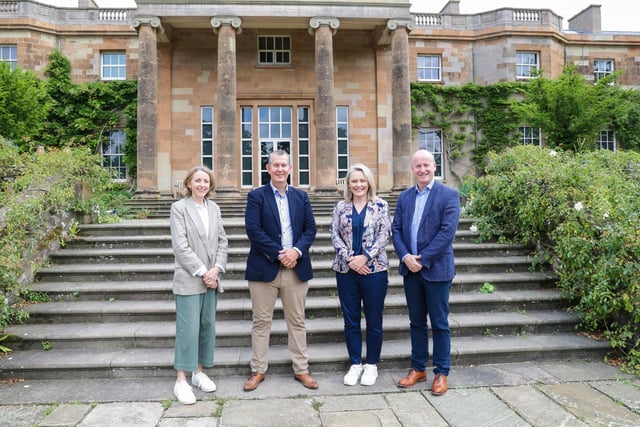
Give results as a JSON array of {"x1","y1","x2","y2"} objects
[
  {"x1": 98, "y1": 9, "x2": 129, "y2": 22},
  {"x1": 412, "y1": 8, "x2": 561, "y2": 31},
  {"x1": 1, "y1": 1, "x2": 133, "y2": 26}
]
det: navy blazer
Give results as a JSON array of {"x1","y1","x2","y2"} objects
[
  {"x1": 244, "y1": 184, "x2": 317, "y2": 282},
  {"x1": 392, "y1": 181, "x2": 460, "y2": 282}
]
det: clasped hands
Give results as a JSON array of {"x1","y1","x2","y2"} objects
[
  {"x1": 278, "y1": 248, "x2": 299, "y2": 269},
  {"x1": 403, "y1": 254, "x2": 423, "y2": 273},
  {"x1": 348, "y1": 254, "x2": 371, "y2": 275},
  {"x1": 202, "y1": 266, "x2": 221, "y2": 289}
]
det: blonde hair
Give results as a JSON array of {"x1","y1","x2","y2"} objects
[
  {"x1": 343, "y1": 163, "x2": 378, "y2": 202},
  {"x1": 182, "y1": 166, "x2": 215, "y2": 198}
]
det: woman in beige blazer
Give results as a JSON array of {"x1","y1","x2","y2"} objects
[{"x1": 169, "y1": 166, "x2": 228, "y2": 405}]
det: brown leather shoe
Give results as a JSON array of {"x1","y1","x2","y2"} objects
[
  {"x1": 294, "y1": 373, "x2": 319, "y2": 389},
  {"x1": 431, "y1": 373, "x2": 448, "y2": 395},
  {"x1": 243, "y1": 372, "x2": 265, "y2": 392},
  {"x1": 397, "y1": 369, "x2": 427, "y2": 388}
]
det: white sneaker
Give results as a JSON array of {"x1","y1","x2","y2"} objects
[
  {"x1": 343, "y1": 364, "x2": 363, "y2": 386},
  {"x1": 192, "y1": 371, "x2": 217, "y2": 392},
  {"x1": 360, "y1": 364, "x2": 378, "y2": 386},
  {"x1": 173, "y1": 380, "x2": 196, "y2": 405}
]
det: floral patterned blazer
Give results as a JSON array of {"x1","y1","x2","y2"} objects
[{"x1": 330, "y1": 198, "x2": 392, "y2": 274}]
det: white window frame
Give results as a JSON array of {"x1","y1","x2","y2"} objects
[
  {"x1": 0, "y1": 45, "x2": 17, "y2": 71},
  {"x1": 257, "y1": 35, "x2": 291, "y2": 65},
  {"x1": 417, "y1": 54, "x2": 441, "y2": 82},
  {"x1": 101, "y1": 129, "x2": 127, "y2": 181},
  {"x1": 297, "y1": 107, "x2": 310, "y2": 187},
  {"x1": 516, "y1": 51, "x2": 539, "y2": 79},
  {"x1": 101, "y1": 51, "x2": 126, "y2": 81},
  {"x1": 594, "y1": 59, "x2": 614, "y2": 83},
  {"x1": 336, "y1": 106, "x2": 349, "y2": 179},
  {"x1": 241, "y1": 106, "x2": 254, "y2": 188},
  {"x1": 519, "y1": 126, "x2": 542, "y2": 146},
  {"x1": 418, "y1": 128, "x2": 444, "y2": 179},
  {"x1": 598, "y1": 130, "x2": 616, "y2": 151},
  {"x1": 201, "y1": 106, "x2": 214, "y2": 170}
]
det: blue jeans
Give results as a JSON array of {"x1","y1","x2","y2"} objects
[
  {"x1": 403, "y1": 273, "x2": 451, "y2": 375},
  {"x1": 336, "y1": 270, "x2": 388, "y2": 365}
]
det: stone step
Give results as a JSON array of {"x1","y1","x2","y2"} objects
[
  {"x1": 51, "y1": 241, "x2": 533, "y2": 265},
  {"x1": 29, "y1": 272, "x2": 557, "y2": 301},
  {"x1": 0, "y1": 334, "x2": 610, "y2": 380},
  {"x1": 35, "y1": 256, "x2": 537, "y2": 283},
  {"x1": 5, "y1": 310, "x2": 581, "y2": 351},
  {"x1": 19, "y1": 290, "x2": 568, "y2": 324},
  {"x1": 74, "y1": 217, "x2": 478, "y2": 237}
]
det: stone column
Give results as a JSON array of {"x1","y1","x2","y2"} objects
[
  {"x1": 132, "y1": 16, "x2": 162, "y2": 198},
  {"x1": 387, "y1": 19, "x2": 415, "y2": 193},
  {"x1": 211, "y1": 16, "x2": 242, "y2": 195},
  {"x1": 309, "y1": 17, "x2": 340, "y2": 195}
]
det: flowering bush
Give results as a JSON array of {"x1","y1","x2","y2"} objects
[{"x1": 467, "y1": 146, "x2": 640, "y2": 374}]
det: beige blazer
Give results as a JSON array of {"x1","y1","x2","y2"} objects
[{"x1": 170, "y1": 197, "x2": 228, "y2": 295}]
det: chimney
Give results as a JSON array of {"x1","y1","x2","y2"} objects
[{"x1": 568, "y1": 4, "x2": 602, "y2": 33}]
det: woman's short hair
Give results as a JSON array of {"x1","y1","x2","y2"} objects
[
  {"x1": 343, "y1": 163, "x2": 378, "y2": 202},
  {"x1": 182, "y1": 166, "x2": 215, "y2": 198}
]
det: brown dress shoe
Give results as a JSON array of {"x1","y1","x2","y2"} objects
[
  {"x1": 431, "y1": 373, "x2": 448, "y2": 395},
  {"x1": 243, "y1": 372, "x2": 265, "y2": 392},
  {"x1": 294, "y1": 373, "x2": 319, "y2": 389},
  {"x1": 397, "y1": 369, "x2": 427, "y2": 388}
]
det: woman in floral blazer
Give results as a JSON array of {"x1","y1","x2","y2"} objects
[{"x1": 330, "y1": 163, "x2": 391, "y2": 387}]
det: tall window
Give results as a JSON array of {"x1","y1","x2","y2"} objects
[
  {"x1": 258, "y1": 36, "x2": 291, "y2": 65},
  {"x1": 297, "y1": 107, "x2": 310, "y2": 187},
  {"x1": 259, "y1": 106, "x2": 292, "y2": 185},
  {"x1": 336, "y1": 106, "x2": 349, "y2": 179},
  {"x1": 516, "y1": 51, "x2": 539, "y2": 79},
  {"x1": 598, "y1": 130, "x2": 616, "y2": 151},
  {"x1": 101, "y1": 52, "x2": 126, "y2": 80},
  {"x1": 417, "y1": 55, "x2": 441, "y2": 82},
  {"x1": 102, "y1": 130, "x2": 126, "y2": 181},
  {"x1": 594, "y1": 59, "x2": 614, "y2": 83},
  {"x1": 201, "y1": 107, "x2": 214, "y2": 169},
  {"x1": 418, "y1": 128, "x2": 443, "y2": 179},
  {"x1": 0, "y1": 45, "x2": 17, "y2": 70},
  {"x1": 241, "y1": 107, "x2": 254, "y2": 187},
  {"x1": 519, "y1": 127, "x2": 542, "y2": 146}
]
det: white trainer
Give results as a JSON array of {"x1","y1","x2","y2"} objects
[
  {"x1": 360, "y1": 364, "x2": 378, "y2": 386},
  {"x1": 192, "y1": 371, "x2": 217, "y2": 392},
  {"x1": 343, "y1": 364, "x2": 363, "y2": 386},
  {"x1": 173, "y1": 380, "x2": 196, "y2": 405}
]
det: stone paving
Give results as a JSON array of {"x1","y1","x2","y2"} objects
[{"x1": 0, "y1": 361, "x2": 639, "y2": 426}]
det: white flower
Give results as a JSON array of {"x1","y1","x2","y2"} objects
[
  {"x1": 603, "y1": 212, "x2": 609, "y2": 219},
  {"x1": 549, "y1": 150, "x2": 558, "y2": 157},
  {"x1": 470, "y1": 224, "x2": 478, "y2": 233},
  {"x1": 574, "y1": 202, "x2": 584, "y2": 211}
]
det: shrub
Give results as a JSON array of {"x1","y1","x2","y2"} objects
[
  {"x1": 0, "y1": 138, "x2": 127, "y2": 331},
  {"x1": 467, "y1": 146, "x2": 640, "y2": 374}
]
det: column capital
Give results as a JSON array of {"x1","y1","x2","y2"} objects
[
  {"x1": 132, "y1": 15, "x2": 162, "y2": 30},
  {"x1": 386, "y1": 18, "x2": 415, "y2": 32},
  {"x1": 308, "y1": 17, "x2": 340, "y2": 35},
  {"x1": 211, "y1": 16, "x2": 242, "y2": 34}
]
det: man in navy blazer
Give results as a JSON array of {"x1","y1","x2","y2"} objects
[
  {"x1": 242, "y1": 150, "x2": 318, "y2": 392},
  {"x1": 392, "y1": 149, "x2": 460, "y2": 395}
]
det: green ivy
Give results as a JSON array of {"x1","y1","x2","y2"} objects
[
  {"x1": 37, "y1": 50, "x2": 138, "y2": 178},
  {"x1": 411, "y1": 68, "x2": 640, "y2": 175}
]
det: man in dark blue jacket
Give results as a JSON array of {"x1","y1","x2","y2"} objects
[
  {"x1": 392, "y1": 149, "x2": 460, "y2": 395},
  {"x1": 242, "y1": 150, "x2": 318, "y2": 392}
]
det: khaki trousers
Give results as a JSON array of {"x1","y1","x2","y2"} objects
[{"x1": 248, "y1": 268, "x2": 310, "y2": 374}]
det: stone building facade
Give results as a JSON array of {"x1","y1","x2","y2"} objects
[{"x1": 1, "y1": 0, "x2": 639, "y2": 197}]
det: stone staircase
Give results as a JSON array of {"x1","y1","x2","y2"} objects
[{"x1": 0, "y1": 197, "x2": 610, "y2": 380}]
